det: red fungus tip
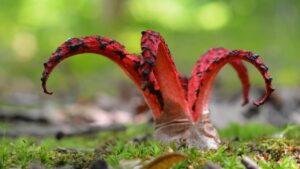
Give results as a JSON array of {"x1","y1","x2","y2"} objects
[
  {"x1": 252, "y1": 87, "x2": 274, "y2": 107},
  {"x1": 252, "y1": 99, "x2": 265, "y2": 107},
  {"x1": 42, "y1": 82, "x2": 53, "y2": 95},
  {"x1": 241, "y1": 98, "x2": 249, "y2": 106}
]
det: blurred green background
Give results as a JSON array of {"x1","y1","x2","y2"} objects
[{"x1": 1, "y1": 0, "x2": 299, "y2": 99}]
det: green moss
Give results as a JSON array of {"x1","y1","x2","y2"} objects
[
  {"x1": 219, "y1": 123, "x2": 281, "y2": 141},
  {"x1": 0, "y1": 123, "x2": 299, "y2": 169},
  {"x1": 0, "y1": 122, "x2": 11, "y2": 130}
]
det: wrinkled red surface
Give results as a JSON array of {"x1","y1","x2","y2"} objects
[{"x1": 42, "y1": 30, "x2": 273, "y2": 122}]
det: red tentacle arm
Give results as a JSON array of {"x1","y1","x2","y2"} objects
[
  {"x1": 230, "y1": 60, "x2": 250, "y2": 106},
  {"x1": 188, "y1": 48, "x2": 273, "y2": 121},
  {"x1": 41, "y1": 36, "x2": 163, "y2": 118},
  {"x1": 140, "y1": 30, "x2": 190, "y2": 123},
  {"x1": 188, "y1": 48, "x2": 250, "y2": 119},
  {"x1": 198, "y1": 48, "x2": 251, "y2": 106}
]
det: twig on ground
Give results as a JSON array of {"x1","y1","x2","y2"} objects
[{"x1": 241, "y1": 156, "x2": 262, "y2": 169}]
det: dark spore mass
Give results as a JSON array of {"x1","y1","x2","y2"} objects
[
  {"x1": 212, "y1": 57, "x2": 219, "y2": 62},
  {"x1": 148, "y1": 37, "x2": 155, "y2": 44},
  {"x1": 55, "y1": 47, "x2": 62, "y2": 53},
  {"x1": 149, "y1": 51, "x2": 157, "y2": 58},
  {"x1": 195, "y1": 89, "x2": 200, "y2": 95},
  {"x1": 147, "y1": 82, "x2": 164, "y2": 108},
  {"x1": 68, "y1": 42, "x2": 83, "y2": 52},
  {"x1": 142, "y1": 46, "x2": 151, "y2": 51},
  {"x1": 192, "y1": 103, "x2": 196, "y2": 111},
  {"x1": 144, "y1": 58, "x2": 155, "y2": 66},
  {"x1": 41, "y1": 72, "x2": 48, "y2": 81},
  {"x1": 229, "y1": 50, "x2": 240, "y2": 56},
  {"x1": 260, "y1": 64, "x2": 269, "y2": 72},
  {"x1": 266, "y1": 77, "x2": 272, "y2": 83},
  {"x1": 53, "y1": 54, "x2": 62, "y2": 63},
  {"x1": 133, "y1": 60, "x2": 141, "y2": 70},
  {"x1": 66, "y1": 38, "x2": 74, "y2": 44},
  {"x1": 250, "y1": 54, "x2": 259, "y2": 61},
  {"x1": 114, "y1": 49, "x2": 126, "y2": 59},
  {"x1": 99, "y1": 42, "x2": 108, "y2": 50},
  {"x1": 141, "y1": 69, "x2": 150, "y2": 77},
  {"x1": 108, "y1": 40, "x2": 116, "y2": 45}
]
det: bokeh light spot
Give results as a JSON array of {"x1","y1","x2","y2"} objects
[
  {"x1": 196, "y1": 2, "x2": 230, "y2": 30},
  {"x1": 128, "y1": 0, "x2": 189, "y2": 31},
  {"x1": 118, "y1": 31, "x2": 141, "y2": 53},
  {"x1": 12, "y1": 32, "x2": 37, "y2": 61}
]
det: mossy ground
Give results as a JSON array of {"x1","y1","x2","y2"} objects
[{"x1": 0, "y1": 123, "x2": 299, "y2": 169}]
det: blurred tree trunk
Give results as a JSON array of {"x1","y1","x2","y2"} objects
[{"x1": 101, "y1": 0, "x2": 127, "y2": 25}]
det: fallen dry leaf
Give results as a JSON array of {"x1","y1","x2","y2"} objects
[{"x1": 142, "y1": 153, "x2": 187, "y2": 169}]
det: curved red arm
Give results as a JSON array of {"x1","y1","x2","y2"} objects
[
  {"x1": 230, "y1": 60, "x2": 250, "y2": 106},
  {"x1": 140, "y1": 30, "x2": 190, "y2": 120},
  {"x1": 188, "y1": 48, "x2": 250, "y2": 115},
  {"x1": 188, "y1": 48, "x2": 273, "y2": 121},
  {"x1": 41, "y1": 36, "x2": 163, "y2": 118}
]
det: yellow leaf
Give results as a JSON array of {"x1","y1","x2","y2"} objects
[{"x1": 142, "y1": 153, "x2": 187, "y2": 169}]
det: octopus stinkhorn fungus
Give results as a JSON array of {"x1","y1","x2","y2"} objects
[{"x1": 41, "y1": 30, "x2": 273, "y2": 150}]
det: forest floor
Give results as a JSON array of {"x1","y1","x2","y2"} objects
[
  {"x1": 1, "y1": 87, "x2": 300, "y2": 168},
  {"x1": 1, "y1": 122, "x2": 300, "y2": 169}
]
